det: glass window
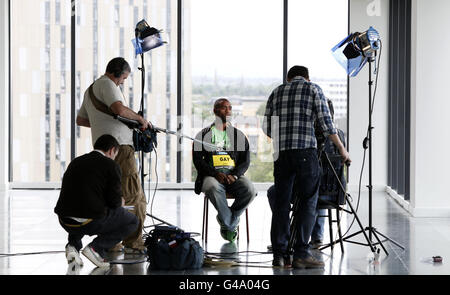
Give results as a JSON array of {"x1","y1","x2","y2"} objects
[
  {"x1": 10, "y1": 0, "x2": 72, "y2": 182},
  {"x1": 184, "y1": 0, "x2": 283, "y2": 183},
  {"x1": 9, "y1": 0, "x2": 348, "y2": 185},
  {"x1": 288, "y1": 0, "x2": 349, "y2": 138},
  {"x1": 75, "y1": 0, "x2": 178, "y2": 184}
]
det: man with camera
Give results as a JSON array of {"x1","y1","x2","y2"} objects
[
  {"x1": 193, "y1": 98, "x2": 256, "y2": 242},
  {"x1": 54, "y1": 134, "x2": 139, "y2": 268},
  {"x1": 263, "y1": 66, "x2": 350, "y2": 269},
  {"x1": 76, "y1": 57, "x2": 149, "y2": 254}
]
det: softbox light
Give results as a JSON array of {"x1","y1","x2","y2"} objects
[
  {"x1": 331, "y1": 26, "x2": 380, "y2": 77},
  {"x1": 132, "y1": 19, "x2": 166, "y2": 56}
]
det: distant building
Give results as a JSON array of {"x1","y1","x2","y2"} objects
[{"x1": 10, "y1": 0, "x2": 192, "y2": 183}]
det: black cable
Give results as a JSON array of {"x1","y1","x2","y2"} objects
[
  {"x1": 204, "y1": 250, "x2": 272, "y2": 256},
  {"x1": 149, "y1": 146, "x2": 159, "y2": 226},
  {"x1": 0, "y1": 251, "x2": 64, "y2": 258},
  {"x1": 370, "y1": 40, "x2": 382, "y2": 117},
  {"x1": 203, "y1": 250, "x2": 274, "y2": 265},
  {"x1": 340, "y1": 146, "x2": 366, "y2": 238}
]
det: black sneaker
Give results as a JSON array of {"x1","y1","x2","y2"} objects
[{"x1": 272, "y1": 254, "x2": 291, "y2": 268}]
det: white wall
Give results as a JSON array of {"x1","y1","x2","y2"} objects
[
  {"x1": 348, "y1": 0, "x2": 389, "y2": 191},
  {"x1": 0, "y1": 0, "x2": 9, "y2": 191},
  {"x1": 409, "y1": 0, "x2": 450, "y2": 217}
]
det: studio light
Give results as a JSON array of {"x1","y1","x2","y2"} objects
[
  {"x1": 331, "y1": 26, "x2": 380, "y2": 77},
  {"x1": 132, "y1": 19, "x2": 166, "y2": 56}
]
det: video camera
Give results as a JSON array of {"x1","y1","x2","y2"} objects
[{"x1": 113, "y1": 114, "x2": 158, "y2": 153}]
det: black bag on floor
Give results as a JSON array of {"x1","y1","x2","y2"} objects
[{"x1": 144, "y1": 226, "x2": 204, "y2": 270}]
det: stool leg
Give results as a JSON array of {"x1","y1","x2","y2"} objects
[
  {"x1": 246, "y1": 209, "x2": 250, "y2": 243},
  {"x1": 328, "y1": 209, "x2": 334, "y2": 250},
  {"x1": 202, "y1": 196, "x2": 209, "y2": 244},
  {"x1": 336, "y1": 208, "x2": 344, "y2": 253},
  {"x1": 205, "y1": 198, "x2": 209, "y2": 244},
  {"x1": 202, "y1": 197, "x2": 206, "y2": 241}
]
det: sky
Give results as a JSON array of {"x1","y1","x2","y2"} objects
[{"x1": 189, "y1": 0, "x2": 349, "y2": 80}]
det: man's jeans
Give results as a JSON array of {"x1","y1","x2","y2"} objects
[
  {"x1": 202, "y1": 175, "x2": 256, "y2": 231},
  {"x1": 59, "y1": 207, "x2": 139, "y2": 257},
  {"x1": 267, "y1": 186, "x2": 329, "y2": 242},
  {"x1": 311, "y1": 209, "x2": 326, "y2": 241},
  {"x1": 271, "y1": 149, "x2": 320, "y2": 259}
]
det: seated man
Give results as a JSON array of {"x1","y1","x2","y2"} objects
[
  {"x1": 54, "y1": 134, "x2": 139, "y2": 268},
  {"x1": 193, "y1": 98, "x2": 256, "y2": 242}
]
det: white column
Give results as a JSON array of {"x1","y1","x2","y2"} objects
[
  {"x1": 0, "y1": 0, "x2": 10, "y2": 191},
  {"x1": 410, "y1": 0, "x2": 450, "y2": 217},
  {"x1": 348, "y1": 0, "x2": 389, "y2": 191}
]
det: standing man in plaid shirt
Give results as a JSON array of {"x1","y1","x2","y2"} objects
[{"x1": 262, "y1": 66, "x2": 350, "y2": 269}]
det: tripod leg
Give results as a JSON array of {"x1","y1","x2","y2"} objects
[
  {"x1": 342, "y1": 229, "x2": 363, "y2": 241},
  {"x1": 343, "y1": 199, "x2": 376, "y2": 253},
  {"x1": 322, "y1": 152, "x2": 375, "y2": 252},
  {"x1": 287, "y1": 213, "x2": 297, "y2": 255},
  {"x1": 287, "y1": 196, "x2": 300, "y2": 255},
  {"x1": 374, "y1": 229, "x2": 405, "y2": 250},
  {"x1": 336, "y1": 209, "x2": 344, "y2": 253},
  {"x1": 370, "y1": 229, "x2": 388, "y2": 256}
]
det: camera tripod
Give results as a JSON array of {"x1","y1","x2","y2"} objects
[{"x1": 287, "y1": 145, "x2": 376, "y2": 256}]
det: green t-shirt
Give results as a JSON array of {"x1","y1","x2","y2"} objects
[
  {"x1": 210, "y1": 126, "x2": 234, "y2": 173},
  {"x1": 211, "y1": 126, "x2": 230, "y2": 149}
]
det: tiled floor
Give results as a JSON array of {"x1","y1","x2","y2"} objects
[{"x1": 0, "y1": 188, "x2": 449, "y2": 275}]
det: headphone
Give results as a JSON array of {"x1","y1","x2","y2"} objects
[{"x1": 106, "y1": 57, "x2": 130, "y2": 78}]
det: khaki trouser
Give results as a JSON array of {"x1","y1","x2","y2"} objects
[{"x1": 115, "y1": 145, "x2": 147, "y2": 249}]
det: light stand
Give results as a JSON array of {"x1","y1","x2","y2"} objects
[
  {"x1": 133, "y1": 20, "x2": 174, "y2": 228},
  {"x1": 340, "y1": 58, "x2": 404, "y2": 255},
  {"x1": 330, "y1": 27, "x2": 405, "y2": 255}
]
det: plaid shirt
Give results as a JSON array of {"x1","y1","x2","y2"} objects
[{"x1": 262, "y1": 76, "x2": 336, "y2": 152}]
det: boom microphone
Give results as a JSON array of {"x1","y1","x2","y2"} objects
[{"x1": 114, "y1": 115, "x2": 222, "y2": 151}]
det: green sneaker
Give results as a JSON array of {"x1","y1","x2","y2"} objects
[{"x1": 220, "y1": 229, "x2": 238, "y2": 242}]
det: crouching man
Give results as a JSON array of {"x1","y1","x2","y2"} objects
[{"x1": 54, "y1": 134, "x2": 138, "y2": 268}]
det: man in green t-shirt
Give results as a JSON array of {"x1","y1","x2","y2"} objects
[{"x1": 193, "y1": 98, "x2": 256, "y2": 242}]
